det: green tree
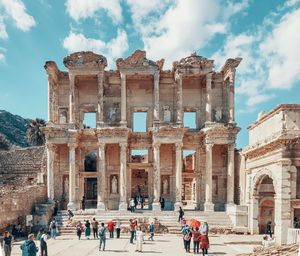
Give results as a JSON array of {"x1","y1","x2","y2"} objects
[{"x1": 26, "y1": 118, "x2": 46, "y2": 146}]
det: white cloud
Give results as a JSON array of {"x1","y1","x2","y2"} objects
[
  {"x1": 65, "y1": 0, "x2": 122, "y2": 23},
  {"x1": 0, "y1": 46, "x2": 6, "y2": 63},
  {"x1": 260, "y1": 8, "x2": 300, "y2": 89},
  {"x1": 0, "y1": 16, "x2": 8, "y2": 39},
  {"x1": 0, "y1": 0, "x2": 36, "y2": 31},
  {"x1": 127, "y1": 0, "x2": 249, "y2": 68},
  {"x1": 63, "y1": 29, "x2": 128, "y2": 68}
]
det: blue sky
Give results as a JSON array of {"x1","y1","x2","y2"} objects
[{"x1": 0, "y1": 0, "x2": 300, "y2": 149}]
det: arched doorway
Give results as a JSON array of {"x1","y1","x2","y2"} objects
[{"x1": 256, "y1": 175, "x2": 275, "y2": 234}]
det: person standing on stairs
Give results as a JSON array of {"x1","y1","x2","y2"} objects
[
  {"x1": 92, "y1": 218, "x2": 99, "y2": 239},
  {"x1": 49, "y1": 218, "x2": 57, "y2": 239},
  {"x1": 178, "y1": 206, "x2": 184, "y2": 222}
]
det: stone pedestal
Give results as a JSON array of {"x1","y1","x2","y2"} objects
[
  {"x1": 152, "y1": 202, "x2": 161, "y2": 212},
  {"x1": 204, "y1": 202, "x2": 214, "y2": 212}
]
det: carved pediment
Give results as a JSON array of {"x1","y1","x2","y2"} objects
[
  {"x1": 116, "y1": 50, "x2": 163, "y2": 70},
  {"x1": 63, "y1": 51, "x2": 107, "y2": 69},
  {"x1": 173, "y1": 52, "x2": 214, "y2": 72}
]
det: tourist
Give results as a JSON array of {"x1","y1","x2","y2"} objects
[
  {"x1": 107, "y1": 220, "x2": 115, "y2": 238},
  {"x1": 134, "y1": 219, "x2": 138, "y2": 240},
  {"x1": 40, "y1": 230, "x2": 48, "y2": 256},
  {"x1": 99, "y1": 223, "x2": 106, "y2": 251},
  {"x1": 134, "y1": 197, "x2": 138, "y2": 209},
  {"x1": 92, "y1": 218, "x2": 99, "y2": 239},
  {"x1": 148, "y1": 222, "x2": 154, "y2": 241},
  {"x1": 183, "y1": 228, "x2": 192, "y2": 253},
  {"x1": 3, "y1": 231, "x2": 12, "y2": 256},
  {"x1": 200, "y1": 221, "x2": 209, "y2": 235},
  {"x1": 129, "y1": 219, "x2": 135, "y2": 244},
  {"x1": 81, "y1": 196, "x2": 85, "y2": 211},
  {"x1": 200, "y1": 232, "x2": 209, "y2": 256},
  {"x1": 130, "y1": 198, "x2": 135, "y2": 212},
  {"x1": 266, "y1": 221, "x2": 272, "y2": 238},
  {"x1": 85, "y1": 220, "x2": 91, "y2": 239},
  {"x1": 53, "y1": 199, "x2": 59, "y2": 216},
  {"x1": 49, "y1": 218, "x2": 57, "y2": 239},
  {"x1": 192, "y1": 227, "x2": 201, "y2": 254},
  {"x1": 135, "y1": 226, "x2": 144, "y2": 252},
  {"x1": 294, "y1": 217, "x2": 299, "y2": 228},
  {"x1": 67, "y1": 209, "x2": 74, "y2": 220},
  {"x1": 20, "y1": 233, "x2": 38, "y2": 256},
  {"x1": 76, "y1": 221, "x2": 83, "y2": 240},
  {"x1": 159, "y1": 197, "x2": 165, "y2": 210},
  {"x1": 116, "y1": 218, "x2": 121, "y2": 239},
  {"x1": 178, "y1": 206, "x2": 184, "y2": 222},
  {"x1": 262, "y1": 235, "x2": 275, "y2": 248}
]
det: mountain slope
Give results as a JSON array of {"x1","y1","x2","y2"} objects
[{"x1": 0, "y1": 110, "x2": 30, "y2": 149}]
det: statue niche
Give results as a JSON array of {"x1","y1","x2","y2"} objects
[
  {"x1": 59, "y1": 108, "x2": 68, "y2": 124},
  {"x1": 163, "y1": 106, "x2": 171, "y2": 123},
  {"x1": 111, "y1": 175, "x2": 118, "y2": 194}
]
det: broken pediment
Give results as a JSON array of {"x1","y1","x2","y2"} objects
[
  {"x1": 63, "y1": 51, "x2": 107, "y2": 69},
  {"x1": 173, "y1": 52, "x2": 214, "y2": 72},
  {"x1": 116, "y1": 50, "x2": 164, "y2": 70}
]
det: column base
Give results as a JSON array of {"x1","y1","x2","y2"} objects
[
  {"x1": 120, "y1": 121, "x2": 127, "y2": 127},
  {"x1": 174, "y1": 202, "x2": 183, "y2": 211},
  {"x1": 97, "y1": 201, "x2": 106, "y2": 212},
  {"x1": 67, "y1": 202, "x2": 77, "y2": 211},
  {"x1": 152, "y1": 202, "x2": 161, "y2": 212},
  {"x1": 118, "y1": 202, "x2": 127, "y2": 211},
  {"x1": 204, "y1": 202, "x2": 214, "y2": 212}
]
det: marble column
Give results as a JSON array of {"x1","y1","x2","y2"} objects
[
  {"x1": 195, "y1": 148, "x2": 201, "y2": 209},
  {"x1": 119, "y1": 142, "x2": 127, "y2": 211},
  {"x1": 229, "y1": 74, "x2": 235, "y2": 123},
  {"x1": 97, "y1": 72, "x2": 104, "y2": 127},
  {"x1": 47, "y1": 78, "x2": 53, "y2": 123},
  {"x1": 67, "y1": 143, "x2": 77, "y2": 210},
  {"x1": 174, "y1": 143, "x2": 183, "y2": 211},
  {"x1": 153, "y1": 72, "x2": 160, "y2": 123},
  {"x1": 69, "y1": 73, "x2": 75, "y2": 124},
  {"x1": 120, "y1": 73, "x2": 127, "y2": 126},
  {"x1": 152, "y1": 143, "x2": 161, "y2": 211},
  {"x1": 227, "y1": 143, "x2": 235, "y2": 205},
  {"x1": 206, "y1": 73, "x2": 212, "y2": 122},
  {"x1": 97, "y1": 142, "x2": 106, "y2": 211},
  {"x1": 204, "y1": 143, "x2": 214, "y2": 211},
  {"x1": 46, "y1": 144, "x2": 55, "y2": 201},
  {"x1": 176, "y1": 73, "x2": 183, "y2": 124}
]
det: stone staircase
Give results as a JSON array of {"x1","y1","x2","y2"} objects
[{"x1": 56, "y1": 210, "x2": 233, "y2": 236}]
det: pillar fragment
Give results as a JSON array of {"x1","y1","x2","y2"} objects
[
  {"x1": 119, "y1": 143, "x2": 127, "y2": 211},
  {"x1": 176, "y1": 73, "x2": 183, "y2": 124},
  {"x1": 67, "y1": 143, "x2": 77, "y2": 210},
  {"x1": 227, "y1": 143, "x2": 235, "y2": 205},
  {"x1": 46, "y1": 144, "x2": 55, "y2": 201},
  {"x1": 97, "y1": 72, "x2": 104, "y2": 127},
  {"x1": 152, "y1": 143, "x2": 161, "y2": 211},
  {"x1": 206, "y1": 73, "x2": 212, "y2": 122},
  {"x1": 97, "y1": 142, "x2": 106, "y2": 211},
  {"x1": 174, "y1": 143, "x2": 183, "y2": 211},
  {"x1": 120, "y1": 73, "x2": 127, "y2": 126},
  {"x1": 204, "y1": 143, "x2": 214, "y2": 211},
  {"x1": 69, "y1": 73, "x2": 75, "y2": 124},
  {"x1": 153, "y1": 72, "x2": 160, "y2": 123}
]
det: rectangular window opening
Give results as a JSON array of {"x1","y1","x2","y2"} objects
[
  {"x1": 83, "y1": 112, "x2": 96, "y2": 129},
  {"x1": 133, "y1": 112, "x2": 147, "y2": 132},
  {"x1": 131, "y1": 149, "x2": 148, "y2": 163},
  {"x1": 184, "y1": 112, "x2": 196, "y2": 129},
  {"x1": 183, "y1": 150, "x2": 196, "y2": 171}
]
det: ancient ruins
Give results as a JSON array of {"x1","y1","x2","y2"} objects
[
  {"x1": 43, "y1": 50, "x2": 241, "y2": 214},
  {"x1": 1, "y1": 50, "x2": 299, "y2": 247}
]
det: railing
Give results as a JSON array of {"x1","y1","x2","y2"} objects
[{"x1": 287, "y1": 228, "x2": 300, "y2": 244}]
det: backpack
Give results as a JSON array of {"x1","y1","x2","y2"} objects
[
  {"x1": 51, "y1": 221, "x2": 56, "y2": 229},
  {"x1": 184, "y1": 233, "x2": 191, "y2": 241}
]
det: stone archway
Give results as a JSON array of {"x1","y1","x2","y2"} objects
[{"x1": 250, "y1": 170, "x2": 277, "y2": 235}]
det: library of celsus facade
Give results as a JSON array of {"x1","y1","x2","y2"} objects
[{"x1": 43, "y1": 50, "x2": 242, "y2": 213}]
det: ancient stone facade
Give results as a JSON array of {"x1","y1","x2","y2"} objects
[
  {"x1": 43, "y1": 50, "x2": 241, "y2": 213},
  {"x1": 241, "y1": 104, "x2": 300, "y2": 244}
]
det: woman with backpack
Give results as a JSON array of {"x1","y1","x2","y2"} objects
[
  {"x1": 183, "y1": 227, "x2": 192, "y2": 253},
  {"x1": 40, "y1": 230, "x2": 48, "y2": 256},
  {"x1": 49, "y1": 218, "x2": 57, "y2": 239}
]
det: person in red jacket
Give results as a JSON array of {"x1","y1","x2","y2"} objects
[
  {"x1": 200, "y1": 233, "x2": 209, "y2": 256},
  {"x1": 107, "y1": 221, "x2": 115, "y2": 238}
]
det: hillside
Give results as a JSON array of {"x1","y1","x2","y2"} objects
[{"x1": 0, "y1": 110, "x2": 30, "y2": 150}]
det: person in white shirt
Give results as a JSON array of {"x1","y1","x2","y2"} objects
[
  {"x1": 135, "y1": 226, "x2": 144, "y2": 252},
  {"x1": 116, "y1": 219, "x2": 121, "y2": 239},
  {"x1": 40, "y1": 230, "x2": 48, "y2": 256}
]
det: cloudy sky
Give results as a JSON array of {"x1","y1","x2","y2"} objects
[{"x1": 0, "y1": 0, "x2": 300, "y2": 148}]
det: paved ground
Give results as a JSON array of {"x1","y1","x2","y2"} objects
[{"x1": 10, "y1": 233, "x2": 262, "y2": 256}]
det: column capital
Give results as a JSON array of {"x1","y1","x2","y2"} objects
[
  {"x1": 153, "y1": 143, "x2": 161, "y2": 149},
  {"x1": 120, "y1": 72, "x2": 126, "y2": 80},
  {"x1": 98, "y1": 142, "x2": 106, "y2": 150},
  {"x1": 46, "y1": 143, "x2": 57, "y2": 151},
  {"x1": 228, "y1": 143, "x2": 235, "y2": 151},
  {"x1": 119, "y1": 142, "x2": 127, "y2": 149},
  {"x1": 175, "y1": 142, "x2": 183, "y2": 150},
  {"x1": 206, "y1": 143, "x2": 214, "y2": 151},
  {"x1": 67, "y1": 143, "x2": 78, "y2": 149},
  {"x1": 175, "y1": 72, "x2": 183, "y2": 81}
]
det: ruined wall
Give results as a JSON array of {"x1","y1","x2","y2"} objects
[{"x1": 0, "y1": 146, "x2": 47, "y2": 232}]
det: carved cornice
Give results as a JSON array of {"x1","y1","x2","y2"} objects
[
  {"x1": 243, "y1": 137, "x2": 300, "y2": 160},
  {"x1": 63, "y1": 51, "x2": 107, "y2": 69},
  {"x1": 221, "y1": 58, "x2": 242, "y2": 77},
  {"x1": 96, "y1": 127, "x2": 128, "y2": 138},
  {"x1": 116, "y1": 50, "x2": 163, "y2": 70},
  {"x1": 44, "y1": 61, "x2": 59, "y2": 84},
  {"x1": 173, "y1": 52, "x2": 214, "y2": 72}
]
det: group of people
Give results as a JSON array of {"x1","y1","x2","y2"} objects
[
  {"x1": 181, "y1": 221, "x2": 210, "y2": 255},
  {"x1": 128, "y1": 195, "x2": 145, "y2": 212}
]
